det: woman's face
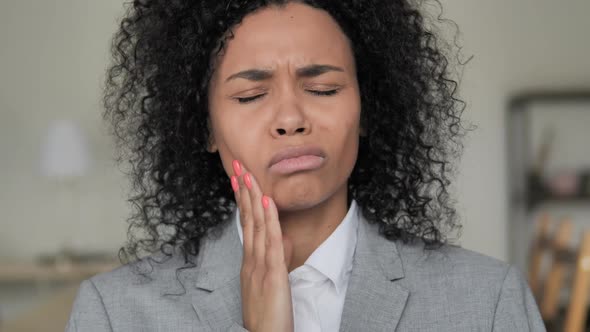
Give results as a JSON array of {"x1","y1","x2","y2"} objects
[{"x1": 208, "y1": 2, "x2": 361, "y2": 212}]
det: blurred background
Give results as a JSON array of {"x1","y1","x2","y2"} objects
[{"x1": 0, "y1": 0, "x2": 589, "y2": 331}]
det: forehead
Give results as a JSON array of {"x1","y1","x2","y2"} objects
[{"x1": 217, "y1": 3, "x2": 354, "y2": 73}]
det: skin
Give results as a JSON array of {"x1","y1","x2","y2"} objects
[
  {"x1": 206, "y1": 3, "x2": 362, "y2": 330},
  {"x1": 207, "y1": 2, "x2": 362, "y2": 272}
]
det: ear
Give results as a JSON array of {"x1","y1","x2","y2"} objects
[
  {"x1": 359, "y1": 125, "x2": 367, "y2": 137},
  {"x1": 207, "y1": 135, "x2": 218, "y2": 153},
  {"x1": 359, "y1": 113, "x2": 368, "y2": 137},
  {"x1": 206, "y1": 117, "x2": 218, "y2": 153}
]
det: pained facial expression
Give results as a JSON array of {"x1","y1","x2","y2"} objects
[{"x1": 207, "y1": 2, "x2": 361, "y2": 212}]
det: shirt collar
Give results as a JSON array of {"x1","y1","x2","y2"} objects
[{"x1": 235, "y1": 199, "x2": 360, "y2": 294}]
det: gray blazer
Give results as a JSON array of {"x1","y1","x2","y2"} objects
[{"x1": 66, "y1": 212, "x2": 545, "y2": 331}]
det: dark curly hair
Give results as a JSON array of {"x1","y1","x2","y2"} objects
[{"x1": 105, "y1": 0, "x2": 469, "y2": 266}]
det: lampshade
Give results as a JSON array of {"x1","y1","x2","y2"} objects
[{"x1": 40, "y1": 119, "x2": 92, "y2": 178}]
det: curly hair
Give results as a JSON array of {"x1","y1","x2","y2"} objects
[{"x1": 104, "y1": 0, "x2": 468, "y2": 266}]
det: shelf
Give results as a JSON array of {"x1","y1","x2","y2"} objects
[
  {"x1": 529, "y1": 197, "x2": 590, "y2": 210},
  {"x1": 525, "y1": 173, "x2": 590, "y2": 210}
]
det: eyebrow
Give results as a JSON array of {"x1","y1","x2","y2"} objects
[{"x1": 224, "y1": 64, "x2": 344, "y2": 83}]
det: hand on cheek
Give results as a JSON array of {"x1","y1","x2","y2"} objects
[{"x1": 230, "y1": 160, "x2": 294, "y2": 332}]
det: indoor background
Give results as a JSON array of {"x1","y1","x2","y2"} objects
[{"x1": 1, "y1": 0, "x2": 589, "y2": 330}]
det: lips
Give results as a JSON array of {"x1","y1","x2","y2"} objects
[{"x1": 268, "y1": 145, "x2": 326, "y2": 168}]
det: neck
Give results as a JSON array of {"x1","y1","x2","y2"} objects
[{"x1": 279, "y1": 183, "x2": 349, "y2": 272}]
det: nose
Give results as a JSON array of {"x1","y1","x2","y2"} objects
[{"x1": 270, "y1": 95, "x2": 311, "y2": 138}]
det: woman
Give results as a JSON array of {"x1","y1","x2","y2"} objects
[{"x1": 67, "y1": 0, "x2": 544, "y2": 331}]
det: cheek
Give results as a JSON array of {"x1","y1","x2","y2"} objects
[
  {"x1": 339, "y1": 127, "x2": 359, "y2": 169},
  {"x1": 327, "y1": 110, "x2": 360, "y2": 146},
  {"x1": 335, "y1": 111, "x2": 361, "y2": 169},
  {"x1": 213, "y1": 113, "x2": 267, "y2": 176},
  {"x1": 318, "y1": 111, "x2": 359, "y2": 176},
  {"x1": 209, "y1": 112, "x2": 241, "y2": 175}
]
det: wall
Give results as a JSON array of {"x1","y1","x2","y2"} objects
[
  {"x1": 0, "y1": 1, "x2": 127, "y2": 260},
  {"x1": 444, "y1": 0, "x2": 590, "y2": 260},
  {"x1": 1, "y1": 0, "x2": 590, "y2": 262}
]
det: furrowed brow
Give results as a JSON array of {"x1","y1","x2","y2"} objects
[
  {"x1": 225, "y1": 64, "x2": 343, "y2": 82},
  {"x1": 225, "y1": 69, "x2": 273, "y2": 82},
  {"x1": 296, "y1": 64, "x2": 344, "y2": 78}
]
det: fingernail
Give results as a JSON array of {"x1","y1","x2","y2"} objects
[
  {"x1": 262, "y1": 196, "x2": 270, "y2": 209},
  {"x1": 232, "y1": 160, "x2": 242, "y2": 176},
  {"x1": 244, "y1": 173, "x2": 252, "y2": 190},
  {"x1": 231, "y1": 176, "x2": 239, "y2": 192}
]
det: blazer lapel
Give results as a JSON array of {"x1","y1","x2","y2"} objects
[
  {"x1": 339, "y1": 215, "x2": 409, "y2": 332},
  {"x1": 191, "y1": 212, "x2": 244, "y2": 330},
  {"x1": 189, "y1": 208, "x2": 410, "y2": 331}
]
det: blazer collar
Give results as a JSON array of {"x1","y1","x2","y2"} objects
[
  {"x1": 191, "y1": 209, "x2": 409, "y2": 331},
  {"x1": 193, "y1": 212, "x2": 243, "y2": 291},
  {"x1": 338, "y1": 215, "x2": 409, "y2": 331},
  {"x1": 190, "y1": 214, "x2": 243, "y2": 330}
]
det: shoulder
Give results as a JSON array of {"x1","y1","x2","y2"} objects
[
  {"x1": 80, "y1": 218, "x2": 238, "y2": 306},
  {"x1": 392, "y1": 241, "x2": 544, "y2": 329},
  {"x1": 395, "y1": 240, "x2": 519, "y2": 309},
  {"x1": 69, "y1": 249, "x2": 200, "y2": 314},
  {"x1": 397, "y1": 240, "x2": 511, "y2": 283},
  {"x1": 89, "y1": 250, "x2": 197, "y2": 301},
  {"x1": 67, "y1": 250, "x2": 202, "y2": 331}
]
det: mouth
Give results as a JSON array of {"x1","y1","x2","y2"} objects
[{"x1": 268, "y1": 145, "x2": 326, "y2": 175}]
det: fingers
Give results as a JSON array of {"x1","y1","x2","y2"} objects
[
  {"x1": 243, "y1": 172, "x2": 267, "y2": 272},
  {"x1": 231, "y1": 160, "x2": 273, "y2": 273},
  {"x1": 263, "y1": 196, "x2": 287, "y2": 270},
  {"x1": 232, "y1": 161, "x2": 253, "y2": 264}
]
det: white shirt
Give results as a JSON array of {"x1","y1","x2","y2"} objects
[{"x1": 235, "y1": 199, "x2": 360, "y2": 332}]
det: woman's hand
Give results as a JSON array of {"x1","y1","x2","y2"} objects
[{"x1": 231, "y1": 160, "x2": 294, "y2": 332}]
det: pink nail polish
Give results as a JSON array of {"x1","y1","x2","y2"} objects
[
  {"x1": 262, "y1": 196, "x2": 270, "y2": 209},
  {"x1": 244, "y1": 173, "x2": 252, "y2": 190},
  {"x1": 232, "y1": 160, "x2": 242, "y2": 176},
  {"x1": 231, "y1": 176, "x2": 239, "y2": 192}
]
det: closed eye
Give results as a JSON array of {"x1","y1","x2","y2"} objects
[
  {"x1": 234, "y1": 89, "x2": 340, "y2": 104},
  {"x1": 236, "y1": 94, "x2": 264, "y2": 104},
  {"x1": 308, "y1": 89, "x2": 339, "y2": 96}
]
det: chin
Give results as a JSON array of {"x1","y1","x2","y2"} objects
[
  {"x1": 273, "y1": 181, "x2": 331, "y2": 212},
  {"x1": 275, "y1": 199, "x2": 317, "y2": 212}
]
